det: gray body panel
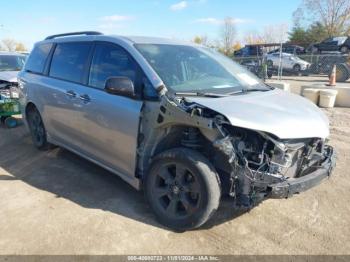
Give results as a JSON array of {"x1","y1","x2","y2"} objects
[
  {"x1": 189, "y1": 89, "x2": 329, "y2": 139},
  {"x1": 19, "y1": 73, "x2": 143, "y2": 187},
  {"x1": 18, "y1": 35, "x2": 145, "y2": 188},
  {"x1": 18, "y1": 33, "x2": 331, "y2": 190},
  {"x1": 0, "y1": 70, "x2": 19, "y2": 83}
]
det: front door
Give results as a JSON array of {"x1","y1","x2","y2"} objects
[{"x1": 76, "y1": 42, "x2": 143, "y2": 178}]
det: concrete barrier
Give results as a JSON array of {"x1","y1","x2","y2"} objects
[
  {"x1": 301, "y1": 83, "x2": 350, "y2": 108},
  {"x1": 319, "y1": 89, "x2": 338, "y2": 108},
  {"x1": 302, "y1": 88, "x2": 319, "y2": 105},
  {"x1": 266, "y1": 81, "x2": 290, "y2": 92}
]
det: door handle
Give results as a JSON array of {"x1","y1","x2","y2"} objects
[
  {"x1": 65, "y1": 90, "x2": 77, "y2": 98},
  {"x1": 79, "y1": 94, "x2": 91, "y2": 103}
]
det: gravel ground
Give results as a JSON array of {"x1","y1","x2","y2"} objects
[{"x1": 0, "y1": 108, "x2": 349, "y2": 255}]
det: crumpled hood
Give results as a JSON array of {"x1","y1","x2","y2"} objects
[
  {"x1": 0, "y1": 71, "x2": 19, "y2": 83},
  {"x1": 189, "y1": 89, "x2": 329, "y2": 139}
]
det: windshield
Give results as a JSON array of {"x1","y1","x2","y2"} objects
[
  {"x1": 135, "y1": 44, "x2": 269, "y2": 94},
  {"x1": 0, "y1": 55, "x2": 26, "y2": 72}
]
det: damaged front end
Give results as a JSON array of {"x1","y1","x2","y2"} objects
[
  {"x1": 153, "y1": 93, "x2": 336, "y2": 208},
  {"x1": 212, "y1": 117, "x2": 336, "y2": 206}
]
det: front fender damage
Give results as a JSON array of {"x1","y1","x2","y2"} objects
[{"x1": 139, "y1": 93, "x2": 335, "y2": 208}]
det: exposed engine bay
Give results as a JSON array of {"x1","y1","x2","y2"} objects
[
  {"x1": 0, "y1": 80, "x2": 19, "y2": 99},
  {"x1": 0, "y1": 79, "x2": 18, "y2": 89},
  {"x1": 145, "y1": 92, "x2": 335, "y2": 208}
]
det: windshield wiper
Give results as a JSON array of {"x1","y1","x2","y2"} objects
[
  {"x1": 244, "y1": 88, "x2": 270, "y2": 92},
  {"x1": 174, "y1": 92, "x2": 229, "y2": 98},
  {"x1": 227, "y1": 88, "x2": 270, "y2": 95}
]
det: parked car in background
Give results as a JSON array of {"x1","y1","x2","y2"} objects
[
  {"x1": 311, "y1": 36, "x2": 350, "y2": 53},
  {"x1": 268, "y1": 45, "x2": 305, "y2": 55},
  {"x1": 0, "y1": 52, "x2": 26, "y2": 88},
  {"x1": 240, "y1": 60, "x2": 273, "y2": 79},
  {"x1": 266, "y1": 52, "x2": 310, "y2": 74},
  {"x1": 19, "y1": 32, "x2": 335, "y2": 231},
  {"x1": 234, "y1": 45, "x2": 263, "y2": 57}
]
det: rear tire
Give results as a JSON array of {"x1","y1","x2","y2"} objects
[
  {"x1": 329, "y1": 63, "x2": 350, "y2": 82},
  {"x1": 145, "y1": 148, "x2": 221, "y2": 231},
  {"x1": 340, "y1": 46, "x2": 349, "y2": 53},
  {"x1": 27, "y1": 107, "x2": 51, "y2": 150}
]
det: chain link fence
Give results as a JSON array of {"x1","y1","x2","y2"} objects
[{"x1": 233, "y1": 53, "x2": 350, "y2": 83}]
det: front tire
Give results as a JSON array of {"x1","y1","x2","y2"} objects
[
  {"x1": 27, "y1": 107, "x2": 50, "y2": 150},
  {"x1": 267, "y1": 60, "x2": 273, "y2": 68},
  {"x1": 145, "y1": 148, "x2": 221, "y2": 231},
  {"x1": 293, "y1": 64, "x2": 301, "y2": 75}
]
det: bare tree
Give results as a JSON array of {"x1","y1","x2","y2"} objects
[
  {"x1": 220, "y1": 17, "x2": 237, "y2": 55},
  {"x1": 0, "y1": 39, "x2": 27, "y2": 52},
  {"x1": 294, "y1": 0, "x2": 350, "y2": 36},
  {"x1": 261, "y1": 24, "x2": 289, "y2": 43},
  {"x1": 243, "y1": 24, "x2": 288, "y2": 45},
  {"x1": 244, "y1": 30, "x2": 263, "y2": 44},
  {"x1": 1, "y1": 38, "x2": 17, "y2": 52}
]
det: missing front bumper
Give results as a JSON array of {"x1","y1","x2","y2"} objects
[{"x1": 268, "y1": 146, "x2": 336, "y2": 199}]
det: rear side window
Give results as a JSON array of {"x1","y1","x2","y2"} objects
[
  {"x1": 49, "y1": 42, "x2": 91, "y2": 83},
  {"x1": 89, "y1": 43, "x2": 137, "y2": 89},
  {"x1": 25, "y1": 43, "x2": 53, "y2": 74}
]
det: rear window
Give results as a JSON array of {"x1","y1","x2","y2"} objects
[
  {"x1": 49, "y1": 42, "x2": 91, "y2": 83},
  {"x1": 25, "y1": 43, "x2": 53, "y2": 74}
]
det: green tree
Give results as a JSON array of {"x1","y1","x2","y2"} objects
[
  {"x1": 288, "y1": 26, "x2": 309, "y2": 47},
  {"x1": 307, "y1": 22, "x2": 328, "y2": 42},
  {"x1": 288, "y1": 22, "x2": 328, "y2": 47}
]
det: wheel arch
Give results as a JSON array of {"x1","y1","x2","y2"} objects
[
  {"x1": 25, "y1": 102, "x2": 38, "y2": 118},
  {"x1": 151, "y1": 124, "x2": 215, "y2": 159},
  {"x1": 142, "y1": 124, "x2": 229, "y2": 191},
  {"x1": 151, "y1": 125, "x2": 186, "y2": 157},
  {"x1": 139, "y1": 124, "x2": 218, "y2": 180},
  {"x1": 23, "y1": 102, "x2": 40, "y2": 126}
]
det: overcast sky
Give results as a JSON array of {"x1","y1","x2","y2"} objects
[{"x1": 0, "y1": 0, "x2": 301, "y2": 49}]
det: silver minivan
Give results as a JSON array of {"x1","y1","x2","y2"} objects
[{"x1": 19, "y1": 32, "x2": 335, "y2": 231}]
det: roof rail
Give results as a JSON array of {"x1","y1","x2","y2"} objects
[{"x1": 45, "y1": 31, "x2": 103, "y2": 40}]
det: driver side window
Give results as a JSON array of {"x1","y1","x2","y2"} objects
[{"x1": 89, "y1": 43, "x2": 137, "y2": 89}]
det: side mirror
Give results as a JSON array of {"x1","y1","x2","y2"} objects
[{"x1": 105, "y1": 77, "x2": 135, "y2": 98}]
